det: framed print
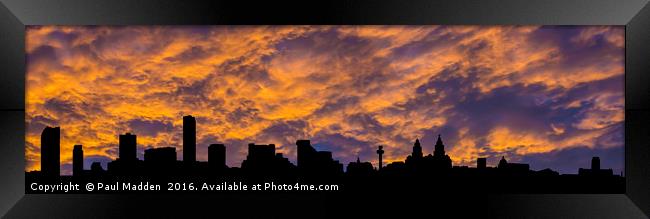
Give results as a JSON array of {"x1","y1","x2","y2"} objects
[{"x1": 1, "y1": 0, "x2": 649, "y2": 218}]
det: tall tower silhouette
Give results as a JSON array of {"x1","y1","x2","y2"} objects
[
  {"x1": 430, "y1": 134, "x2": 452, "y2": 169},
  {"x1": 498, "y1": 156, "x2": 508, "y2": 168},
  {"x1": 591, "y1": 157, "x2": 601, "y2": 170},
  {"x1": 412, "y1": 138, "x2": 423, "y2": 158},
  {"x1": 73, "y1": 145, "x2": 83, "y2": 176},
  {"x1": 119, "y1": 133, "x2": 137, "y2": 161},
  {"x1": 183, "y1": 115, "x2": 196, "y2": 164},
  {"x1": 377, "y1": 146, "x2": 384, "y2": 170},
  {"x1": 296, "y1": 139, "x2": 314, "y2": 168},
  {"x1": 477, "y1": 157, "x2": 487, "y2": 169},
  {"x1": 434, "y1": 134, "x2": 445, "y2": 157},
  {"x1": 295, "y1": 139, "x2": 343, "y2": 175},
  {"x1": 41, "y1": 126, "x2": 60, "y2": 178}
]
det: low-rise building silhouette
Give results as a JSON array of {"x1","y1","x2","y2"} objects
[
  {"x1": 296, "y1": 140, "x2": 343, "y2": 176},
  {"x1": 90, "y1": 162, "x2": 104, "y2": 174},
  {"x1": 241, "y1": 143, "x2": 295, "y2": 175},
  {"x1": 347, "y1": 157, "x2": 374, "y2": 175},
  {"x1": 144, "y1": 147, "x2": 177, "y2": 175},
  {"x1": 579, "y1": 157, "x2": 613, "y2": 177},
  {"x1": 144, "y1": 147, "x2": 177, "y2": 163},
  {"x1": 536, "y1": 168, "x2": 559, "y2": 176},
  {"x1": 497, "y1": 156, "x2": 530, "y2": 174}
]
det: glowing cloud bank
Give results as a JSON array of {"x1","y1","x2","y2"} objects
[{"x1": 25, "y1": 26, "x2": 624, "y2": 175}]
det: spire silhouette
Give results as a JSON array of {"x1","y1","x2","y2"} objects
[
  {"x1": 498, "y1": 156, "x2": 508, "y2": 168},
  {"x1": 434, "y1": 134, "x2": 445, "y2": 157},
  {"x1": 412, "y1": 138, "x2": 423, "y2": 158}
]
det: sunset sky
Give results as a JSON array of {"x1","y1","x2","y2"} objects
[{"x1": 25, "y1": 26, "x2": 625, "y2": 175}]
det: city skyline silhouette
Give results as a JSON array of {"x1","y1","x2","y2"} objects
[
  {"x1": 30, "y1": 115, "x2": 624, "y2": 176},
  {"x1": 27, "y1": 114, "x2": 624, "y2": 194}
]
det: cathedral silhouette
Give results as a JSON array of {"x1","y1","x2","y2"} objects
[{"x1": 26, "y1": 115, "x2": 624, "y2": 194}]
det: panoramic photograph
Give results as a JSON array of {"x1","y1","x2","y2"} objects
[{"x1": 24, "y1": 25, "x2": 624, "y2": 193}]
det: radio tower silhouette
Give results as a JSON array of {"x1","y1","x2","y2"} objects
[{"x1": 377, "y1": 145, "x2": 384, "y2": 171}]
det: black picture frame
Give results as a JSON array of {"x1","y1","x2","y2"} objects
[{"x1": 0, "y1": 0, "x2": 649, "y2": 217}]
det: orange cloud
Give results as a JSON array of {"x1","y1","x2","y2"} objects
[{"x1": 25, "y1": 26, "x2": 624, "y2": 174}]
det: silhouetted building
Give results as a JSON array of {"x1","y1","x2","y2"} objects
[
  {"x1": 536, "y1": 168, "x2": 559, "y2": 176},
  {"x1": 109, "y1": 132, "x2": 143, "y2": 175},
  {"x1": 241, "y1": 143, "x2": 295, "y2": 175},
  {"x1": 383, "y1": 161, "x2": 407, "y2": 174},
  {"x1": 499, "y1": 157, "x2": 530, "y2": 171},
  {"x1": 119, "y1": 133, "x2": 137, "y2": 161},
  {"x1": 434, "y1": 135, "x2": 445, "y2": 157},
  {"x1": 246, "y1": 143, "x2": 275, "y2": 163},
  {"x1": 405, "y1": 139, "x2": 425, "y2": 168},
  {"x1": 498, "y1": 156, "x2": 507, "y2": 168},
  {"x1": 477, "y1": 157, "x2": 487, "y2": 169},
  {"x1": 579, "y1": 156, "x2": 614, "y2": 177},
  {"x1": 144, "y1": 147, "x2": 176, "y2": 163},
  {"x1": 208, "y1": 144, "x2": 226, "y2": 170},
  {"x1": 497, "y1": 156, "x2": 529, "y2": 173},
  {"x1": 90, "y1": 162, "x2": 104, "y2": 174},
  {"x1": 41, "y1": 126, "x2": 60, "y2": 178},
  {"x1": 275, "y1": 153, "x2": 293, "y2": 170},
  {"x1": 412, "y1": 138, "x2": 423, "y2": 158},
  {"x1": 296, "y1": 140, "x2": 313, "y2": 168},
  {"x1": 346, "y1": 157, "x2": 374, "y2": 175},
  {"x1": 592, "y1": 156, "x2": 600, "y2": 170},
  {"x1": 423, "y1": 135, "x2": 452, "y2": 169},
  {"x1": 183, "y1": 115, "x2": 196, "y2": 164},
  {"x1": 296, "y1": 140, "x2": 343, "y2": 175},
  {"x1": 73, "y1": 145, "x2": 83, "y2": 177},
  {"x1": 143, "y1": 147, "x2": 177, "y2": 175}
]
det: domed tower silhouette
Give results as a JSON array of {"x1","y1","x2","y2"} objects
[
  {"x1": 412, "y1": 138, "x2": 423, "y2": 159},
  {"x1": 498, "y1": 156, "x2": 508, "y2": 168},
  {"x1": 405, "y1": 138, "x2": 425, "y2": 169},
  {"x1": 425, "y1": 134, "x2": 452, "y2": 169},
  {"x1": 434, "y1": 135, "x2": 446, "y2": 157}
]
